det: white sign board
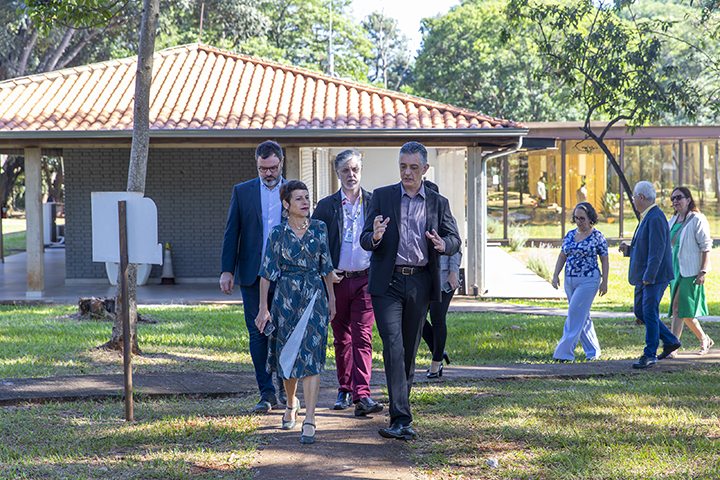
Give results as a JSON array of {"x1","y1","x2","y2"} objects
[{"x1": 91, "y1": 192, "x2": 163, "y2": 265}]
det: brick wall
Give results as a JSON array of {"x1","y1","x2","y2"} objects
[{"x1": 64, "y1": 148, "x2": 256, "y2": 280}]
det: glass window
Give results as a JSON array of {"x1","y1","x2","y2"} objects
[
  {"x1": 564, "y1": 140, "x2": 620, "y2": 238},
  {"x1": 622, "y1": 139, "x2": 679, "y2": 235},
  {"x1": 682, "y1": 140, "x2": 720, "y2": 236},
  {"x1": 486, "y1": 156, "x2": 504, "y2": 239}
]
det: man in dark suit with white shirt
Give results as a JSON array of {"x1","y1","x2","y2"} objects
[
  {"x1": 360, "y1": 141, "x2": 461, "y2": 440},
  {"x1": 312, "y1": 149, "x2": 384, "y2": 417},
  {"x1": 220, "y1": 140, "x2": 287, "y2": 412}
]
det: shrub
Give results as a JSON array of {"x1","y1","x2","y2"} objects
[
  {"x1": 528, "y1": 252, "x2": 552, "y2": 282},
  {"x1": 508, "y1": 225, "x2": 529, "y2": 252},
  {"x1": 487, "y1": 217, "x2": 501, "y2": 234}
]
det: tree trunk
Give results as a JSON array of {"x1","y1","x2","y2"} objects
[
  {"x1": 44, "y1": 27, "x2": 76, "y2": 72},
  {"x1": 18, "y1": 29, "x2": 39, "y2": 77},
  {"x1": 105, "y1": 0, "x2": 159, "y2": 355},
  {"x1": 56, "y1": 29, "x2": 102, "y2": 70}
]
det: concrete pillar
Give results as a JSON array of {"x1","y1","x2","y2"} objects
[
  {"x1": 467, "y1": 147, "x2": 487, "y2": 296},
  {"x1": 25, "y1": 147, "x2": 44, "y2": 297},
  {"x1": 285, "y1": 146, "x2": 300, "y2": 181}
]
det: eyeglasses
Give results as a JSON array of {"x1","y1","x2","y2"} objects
[
  {"x1": 670, "y1": 195, "x2": 686, "y2": 202},
  {"x1": 631, "y1": 193, "x2": 642, "y2": 199},
  {"x1": 258, "y1": 164, "x2": 280, "y2": 174},
  {"x1": 572, "y1": 216, "x2": 588, "y2": 222}
]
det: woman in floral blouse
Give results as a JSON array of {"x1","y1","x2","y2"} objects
[{"x1": 551, "y1": 202, "x2": 609, "y2": 362}]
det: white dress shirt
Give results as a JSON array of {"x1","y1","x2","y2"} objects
[
  {"x1": 260, "y1": 178, "x2": 283, "y2": 273},
  {"x1": 337, "y1": 190, "x2": 371, "y2": 272}
]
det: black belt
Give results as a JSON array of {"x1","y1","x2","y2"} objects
[
  {"x1": 344, "y1": 268, "x2": 369, "y2": 278},
  {"x1": 394, "y1": 265, "x2": 427, "y2": 275}
]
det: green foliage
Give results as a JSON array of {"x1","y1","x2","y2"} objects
[
  {"x1": 233, "y1": 0, "x2": 372, "y2": 81},
  {"x1": 503, "y1": 0, "x2": 699, "y2": 129},
  {"x1": 414, "y1": 0, "x2": 584, "y2": 121},
  {"x1": 22, "y1": 0, "x2": 120, "y2": 34},
  {"x1": 508, "y1": 225, "x2": 529, "y2": 252},
  {"x1": 527, "y1": 246, "x2": 552, "y2": 281},
  {"x1": 486, "y1": 216, "x2": 501, "y2": 235},
  {"x1": 601, "y1": 190, "x2": 619, "y2": 217},
  {"x1": 362, "y1": 11, "x2": 413, "y2": 90}
]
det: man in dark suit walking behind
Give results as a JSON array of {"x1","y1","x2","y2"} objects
[
  {"x1": 360, "y1": 142, "x2": 461, "y2": 440},
  {"x1": 220, "y1": 140, "x2": 286, "y2": 412},
  {"x1": 620, "y1": 180, "x2": 681, "y2": 369},
  {"x1": 312, "y1": 149, "x2": 384, "y2": 417}
]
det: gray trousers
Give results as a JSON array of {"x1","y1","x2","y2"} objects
[{"x1": 554, "y1": 271, "x2": 602, "y2": 361}]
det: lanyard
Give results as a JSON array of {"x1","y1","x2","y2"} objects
[{"x1": 342, "y1": 196, "x2": 362, "y2": 229}]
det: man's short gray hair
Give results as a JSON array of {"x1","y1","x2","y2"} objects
[
  {"x1": 634, "y1": 181, "x2": 656, "y2": 202},
  {"x1": 334, "y1": 149, "x2": 362, "y2": 171},
  {"x1": 399, "y1": 141, "x2": 428, "y2": 166}
]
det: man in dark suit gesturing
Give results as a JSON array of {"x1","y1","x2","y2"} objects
[
  {"x1": 220, "y1": 140, "x2": 286, "y2": 412},
  {"x1": 360, "y1": 142, "x2": 461, "y2": 440},
  {"x1": 312, "y1": 149, "x2": 384, "y2": 416},
  {"x1": 620, "y1": 180, "x2": 680, "y2": 369}
]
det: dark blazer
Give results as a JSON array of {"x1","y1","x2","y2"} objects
[
  {"x1": 627, "y1": 205, "x2": 674, "y2": 286},
  {"x1": 220, "y1": 177, "x2": 268, "y2": 287},
  {"x1": 360, "y1": 183, "x2": 461, "y2": 302},
  {"x1": 311, "y1": 188, "x2": 372, "y2": 268}
]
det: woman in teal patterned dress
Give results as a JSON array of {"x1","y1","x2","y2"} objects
[{"x1": 255, "y1": 180, "x2": 336, "y2": 444}]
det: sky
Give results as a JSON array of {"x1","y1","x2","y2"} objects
[{"x1": 350, "y1": 0, "x2": 461, "y2": 55}]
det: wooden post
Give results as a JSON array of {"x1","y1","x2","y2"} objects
[{"x1": 118, "y1": 200, "x2": 134, "y2": 422}]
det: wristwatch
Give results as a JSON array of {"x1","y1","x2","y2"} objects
[{"x1": 700, "y1": 270, "x2": 707, "y2": 274}]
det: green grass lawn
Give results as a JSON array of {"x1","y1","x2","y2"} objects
[
  {"x1": 2, "y1": 218, "x2": 27, "y2": 257},
  {"x1": 2, "y1": 304, "x2": 720, "y2": 479}
]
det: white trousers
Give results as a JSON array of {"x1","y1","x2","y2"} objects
[{"x1": 553, "y1": 271, "x2": 601, "y2": 361}]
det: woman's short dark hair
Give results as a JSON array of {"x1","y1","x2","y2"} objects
[
  {"x1": 672, "y1": 186, "x2": 699, "y2": 213},
  {"x1": 573, "y1": 202, "x2": 598, "y2": 226},
  {"x1": 279, "y1": 180, "x2": 308, "y2": 213}
]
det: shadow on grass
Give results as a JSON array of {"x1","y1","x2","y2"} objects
[{"x1": 409, "y1": 369, "x2": 720, "y2": 479}]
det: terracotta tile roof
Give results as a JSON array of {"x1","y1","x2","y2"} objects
[{"x1": 0, "y1": 44, "x2": 524, "y2": 133}]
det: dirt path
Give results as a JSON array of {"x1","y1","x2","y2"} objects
[{"x1": 251, "y1": 369, "x2": 426, "y2": 480}]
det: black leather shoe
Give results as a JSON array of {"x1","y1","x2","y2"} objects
[
  {"x1": 333, "y1": 391, "x2": 352, "y2": 410},
  {"x1": 632, "y1": 355, "x2": 657, "y2": 369},
  {"x1": 354, "y1": 397, "x2": 384, "y2": 416},
  {"x1": 253, "y1": 393, "x2": 277, "y2": 413},
  {"x1": 443, "y1": 351, "x2": 451, "y2": 365},
  {"x1": 657, "y1": 342, "x2": 682, "y2": 360},
  {"x1": 378, "y1": 421, "x2": 415, "y2": 440},
  {"x1": 427, "y1": 364, "x2": 443, "y2": 378}
]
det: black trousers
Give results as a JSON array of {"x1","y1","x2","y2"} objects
[
  {"x1": 422, "y1": 288, "x2": 455, "y2": 362},
  {"x1": 371, "y1": 270, "x2": 431, "y2": 425}
]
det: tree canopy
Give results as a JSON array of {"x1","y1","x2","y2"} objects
[
  {"x1": 413, "y1": 0, "x2": 585, "y2": 122},
  {"x1": 503, "y1": 0, "x2": 703, "y2": 217},
  {"x1": 363, "y1": 11, "x2": 413, "y2": 90}
]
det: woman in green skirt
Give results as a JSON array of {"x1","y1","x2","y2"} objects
[{"x1": 666, "y1": 186, "x2": 714, "y2": 357}]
